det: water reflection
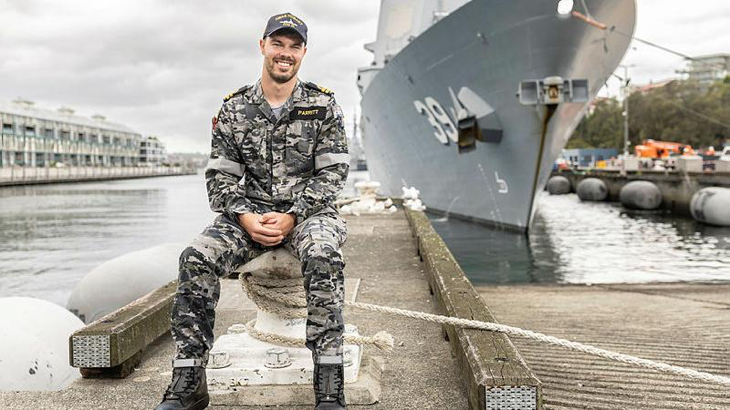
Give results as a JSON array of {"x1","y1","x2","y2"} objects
[
  {"x1": 0, "y1": 174, "x2": 214, "y2": 305},
  {"x1": 0, "y1": 170, "x2": 372, "y2": 306},
  {"x1": 432, "y1": 192, "x2": 730, "y2": 285}
]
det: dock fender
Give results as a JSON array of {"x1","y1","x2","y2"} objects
[
  {"x1": 576, "y1": 178, "x2": 607, "y2": 201},
  {"x1": 619, "y1": 181, "x2": 662, "y2": 210},
  {"x1": 690, "y1": 187, "x2": 730, "y2": 226}
]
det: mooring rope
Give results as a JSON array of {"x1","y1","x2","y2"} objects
[
  {"x1": 239, "y1": 273, "x2": 730, "y2": 387},
  {"x1": 239, "y1": 274, "x2": 396, "y2": 352}
]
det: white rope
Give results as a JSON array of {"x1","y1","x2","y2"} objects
[
  {"x1": 228, "y1": 320, "x2": 395, "y2": 353},
  {"x1": 238, "y1": 272, "x2": 730, "y2": 387},
  {"x1": 238, "y1": 274, "x2": 395, "y2": 351},
  {"x1": 345, "y1": 300, "x2": 730, "y2": 387}
]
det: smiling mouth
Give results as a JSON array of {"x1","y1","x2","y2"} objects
[{"x1": 275, "y1": 59, "x2": 294, "y2": 69}]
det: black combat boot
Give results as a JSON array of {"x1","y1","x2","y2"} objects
[
  {"x1": 155, "y1": 364, "x2": 209, "y2": 410},
  {"x1": 313, "y1": 362, "x2": 347, "y2": 409}
]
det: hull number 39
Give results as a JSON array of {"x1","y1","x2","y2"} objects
[{"x1": 413, "y1": 97, "x2": 458, "y2": 144}]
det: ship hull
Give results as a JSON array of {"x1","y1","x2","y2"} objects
[{"x1": 360, "y1": 0, "x2": 636, "y2": 231}]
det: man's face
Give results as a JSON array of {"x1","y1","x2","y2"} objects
[{"x1": 260, "y1": 31, "x2": 307, "y2": 84}]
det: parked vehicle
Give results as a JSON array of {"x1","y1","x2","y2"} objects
[{"x1": 634, "y1": 139, "x2": 696, "y2": 159}]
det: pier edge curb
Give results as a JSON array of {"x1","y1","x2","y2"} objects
[{"x1": 404, "y1": 207, "x2": 543, "y2": 410}]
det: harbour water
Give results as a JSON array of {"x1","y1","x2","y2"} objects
[
  {"x1": 432, "y1": 193, "x2": 730, "y2": 285},
  {"x1": 0, "y1": 173, "x2": 214, "y2": 306},
  {"x1": 2, "y1": 172, "x2": 729, "y2": 308}
]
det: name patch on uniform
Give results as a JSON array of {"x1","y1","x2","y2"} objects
[{"x1": 290, "y1": 106, "x2": 326, "y2": 120}]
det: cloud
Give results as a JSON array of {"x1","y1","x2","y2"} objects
[
  {"x1": 1, "y1": 1, "x2": 727, "y2": 151},
  {"x1": 0, "y1": 0, "x2": 379, "y2": 152},
  {"x1": 601, "y1": 0, "x2": 729, "y2": 97}
]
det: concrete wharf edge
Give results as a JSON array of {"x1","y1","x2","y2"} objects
[
  {"x1": 404, "y1": 208, "x2": 543, "y2": 410},
  {"x1": 0, "y1": 170, "x2": 196, "y2": 187}
]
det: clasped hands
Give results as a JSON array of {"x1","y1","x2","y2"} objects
[{"x1": 237, "y1": 212, "x2": 296, "y2": 247}]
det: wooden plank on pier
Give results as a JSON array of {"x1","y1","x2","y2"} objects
[
  {"x1": 404, "y1": 208, "x2": 542, "y2": 410},
  {"x1": 69, "y1": 280, "x2": 176, "y2": 378},
  {"x1": 477, "y1": 283, "x2": 730, "y2": 409}
]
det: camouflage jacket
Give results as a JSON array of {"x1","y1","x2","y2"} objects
[{"x1": 205, "y1": 79, "x2": 349, "y2": 223}]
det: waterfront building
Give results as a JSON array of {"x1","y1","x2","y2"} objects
[
  {"x1": 0, "y1": 99, "x2": 141, "y2": 167},
  {"x1": 139, "y1": 136, "x2": 167, "y2": 166},
  {"x1": 684, "y1": 53, "x2": 730, "y2": 87}
]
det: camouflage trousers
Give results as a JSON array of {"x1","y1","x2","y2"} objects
[{"x1": 171, "y1": 209, "x2": 347, "y2": 366}]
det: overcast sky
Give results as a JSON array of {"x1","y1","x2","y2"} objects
[{"x1": 1, "y1": 1, "x2": 728, "y2": 153}]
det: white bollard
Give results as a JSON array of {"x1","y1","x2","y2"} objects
[
  {"x1": 0, "y1": 297, "x2": 84, "y2": 391},
  {"x1": 67, "y1": 243, "x2": 184, "y2": 323},
  {"x1": 207, "y1": 249, "x2": 362, "y2": 391},
  {"x1": 245, "y1": 249, "x2": 306, "y2": 340}
]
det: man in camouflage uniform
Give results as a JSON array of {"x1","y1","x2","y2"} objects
[{"x1": 156, "y1": 12, "x2": 349, "y2": 410}]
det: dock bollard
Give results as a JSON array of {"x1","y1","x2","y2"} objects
[
  {"x1": 0, "y1": 297, "x2": 84, "y2": 390},
  {"x1": 619, "y1": 180, "x2": 662, "y2": 210},
  {"x1": 690, "y1": 187, "x2": 730, "y2": 226},
  {"x1": 576, "y1": 178, "x2": 608, "y2": 201},
  {"x1": 546, "y1": 175, "x2": 571, "y2": 195},
  {"x1": 67, "y1": 244, "x2": 182, "y2": 324},
  {"x1": 205, "y1": 249, "x2": 370, "y2": 405}
]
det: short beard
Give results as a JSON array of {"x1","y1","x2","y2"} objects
[{"x1": 266, "y1": 60, "x2": 297, "y2": 84}]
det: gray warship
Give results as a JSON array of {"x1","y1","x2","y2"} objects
[{"x1": 357, "y1": 0, "x2": 636, "y2": 231}]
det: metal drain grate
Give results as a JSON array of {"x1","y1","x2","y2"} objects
[
  {"x1": 72, "y1": 334, "x2": 111, "y2": 368},
  {"x1": 485, "y1": 386, "x2": 537, "y2": 410}
]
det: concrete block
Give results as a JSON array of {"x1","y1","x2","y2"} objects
[
  {"x1": 207, "y1": 324, "x2": 363, "y2": 387},
  {"x1": 624, "y1": 157, "x2": 640, "y2": 171},
  {"x1": 715, "y1": 160, "x2": 730, "y2": 173},
  {"x1": 676, "y1": 156, "x2": 703, "y2": 173},
  {"x1": 209, "y1": 355, "x2": 384, "y2": 406}
]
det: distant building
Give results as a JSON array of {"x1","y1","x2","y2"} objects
[
  {"x1": 0, "y1": 99, "x2": 141, "y2": 167},
  {"x1": 683, "y1": 53, "x2": 730, "y2": 87},
  {"x1": 166, "y1": 152, "x2": 207, "y2": 169},
  {"x1": 562, "y1": 148, "x2": 618, "y2": 168},
  {"x1": 139, "y1": 136, "x2": 167, "y2": 166},
  {"x1": 629, "y1": 78, "x2": 677, "y2": 95}
]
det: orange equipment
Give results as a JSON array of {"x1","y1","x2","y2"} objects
[{"x1": 634, "y1": 139, "x2": 696, "y2": 159}]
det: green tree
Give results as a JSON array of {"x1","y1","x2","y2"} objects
[
  {"x1": 567, "y1": 78, "x2": 730, "y2": 150},
  {"x1": 567, "y1": 98, "x2": 623, "y2": 149}
]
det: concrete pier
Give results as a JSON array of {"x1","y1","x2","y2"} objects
[
  {"x1": 477, "y1": 283, "x2": 730, "y2": 409},
  {"x1": 0, "y1": 166, "x2": 196, "y2": 187},
  {"x1": 0, "y1": 212, "x2": 473, "y2": 409},
  {"x1": 555, "y1": 170, "x2": 730, "y2": 216},
  {"x1": 4, "y1": 208, "x2": 725, "y2": 409}
]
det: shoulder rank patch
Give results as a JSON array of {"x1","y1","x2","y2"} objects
[
  {"x1": 223, "y1": 85, "x2": 250, "y2": 102},
  {"x1": 304, "y1": 81, "x2": 334, "y2": 95},
  {"x1": 290, "y1": 106, "x2": 327, "y2": 120}
]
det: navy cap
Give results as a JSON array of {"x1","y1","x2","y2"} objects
[{"x1": 263, "y1": 12, "x2": 308, "y2": 44}]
